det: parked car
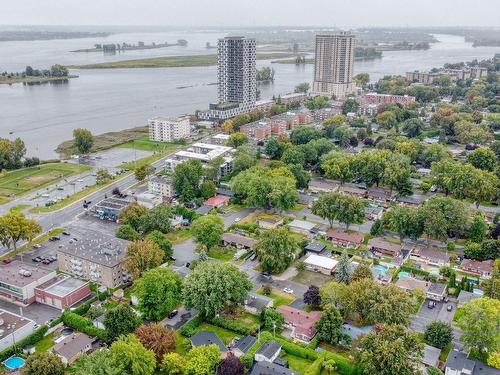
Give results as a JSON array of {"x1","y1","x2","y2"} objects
[
  {"x1": 2, "y1": 258, "x2": 12, "y2": 264},
  {"x1": 49, "y1": 255, "x2": 57, "y2": 262},
  {"x1": 169, "y1": 256, "x2": 176, "y2": 261},
  {"x1": 42, "y1": 259, "x2": 50, "y2": 265},
  {"x1": 168, "y1": 310, "x2": 178, "y2": 319},
  {"x1": 185, "y1": 262, "x2": 190, "y2": 268},
  {"x1": 32, "y1": 257, "x2": 42, "y2": 263},
  {"x1": 427, "y1": 301, "x2": 436, "y2": 309},
  {"x1": 33, "y1": 244, "x2": 42, "y2": 249},
  {"x1": 283, "y1": 287, "x2": 294, "y2": 294},
  {"x1": 234, "y1": 217, "x2": 241, "y2": 223},
  {"x1": 62, "y1": 231, "x2": 71, "y2": 236},
  {"x1": 447, "y1": 304, "x2": 453, "y2": 312}
]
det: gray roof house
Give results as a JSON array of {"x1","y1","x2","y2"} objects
[
  {"x1": 249, "y1": 361, "x2": 297, "y2": 375},
  {"x1": 445, "y1": 350, "x2": 476, "y2": 375},
  {"x1": 457, "y1": 290, "x2": 480, "y2": 306},
  {"x1": 255, "y1": 340, "x2": 281, "y2": 363},
  {"x1": 190, "y1": 331, "x2": 227, "y2": 352},
  {"x1": 245, "y1": 292, "x2": 273, "y2": 315},
  {"x1": 422, "y1": 345, "x2": 440, "y2": 368},
  {"x1": 426, "y1": 282, "x2": 448, "y2": 301},
  {"x1": 232, "y1": 335, "x2": 257, "y2": 357},
  {"x1": 304, "y1": 241, "x2": 327, "y2": 254}
]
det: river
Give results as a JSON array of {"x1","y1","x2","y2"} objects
[{"x1": 0, "y1": 32, "x2": 498, "y2": 159}]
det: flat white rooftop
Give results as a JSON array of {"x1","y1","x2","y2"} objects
[{"x1": 304, "y1": 254, "x2": 338, "y2": 270}]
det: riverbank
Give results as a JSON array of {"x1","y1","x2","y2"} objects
[
  {"x1": 56, "y1": 126, "x2": 149, "y2": 158},
  {"x1": 0, "y1": 75, "x2": 78, "y2": 85},
  {"x1": 67, "y1": 52, "x2": 295, "y2": 69}
]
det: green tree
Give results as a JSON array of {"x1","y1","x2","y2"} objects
[
  {"x1": 356, "y1": 324, "x2": 423, "y2": 375},
  {"x1": 0, "y1": 211, "x2": 42, "y2": 251},
  {"x1": 349, "y1": 263, "x2": 373, "y2": 283},
  {"x1": 21, "y1": 352, "x2": 64, "y2": 375},
  {"x1": 421, "y1": 196, "x2": 469, "y2": 241},
  {"x1": 73, "y1": 128, "x2": 94, "y2": 154},
  {"x1": 96, "y1": 168, "x2": 112, "y2": 184},
  {"x1": 227, "y1": 132, "x2": 248, "y2": 148},
  {"x1": 191, "y1": 214, "x2": 224, "y2": 249},
  {"x1": 424, "y1": 321, "x2": 453, "y2": 349},
  {"x1": 110, "y1": 334, "x2": 156, "y2": 375},
  {"x1": 321, "y1": 153, "x2": 354, "y2": 185},
  {"x1": 401, "y1": 118, "x2": 424, "y2": 138},
  {"x1": 261, "y1": 308, "x2": 285, "y2": 331},
  {"x1": 133, "y1": 268, "x2": 182, "y2": 321},
  {"x1": 183, "y1": 262, "x2": 252, "y2": 317},
  {"x1": 71, "y1": 350, "x2": 120, "y2": 375},
  {"x1": 294, "y1": 82, "x2": 310, "y2": 93},
  {"x1": 342, "y1": 98, "x2": 360, "y2": 115},
  {"x1": 135, "y1": 164, "x2": 151, "y2": 182},
  {"x1": 315, "y1": 306, "x2": 343, "y2": 345},
  {"x1": 135, "y1": 323, "x2": 176, "y2": 363},
  {"x1": 281, "y1": 146, "x2": 305, "y2": 166},
  {"x1": 290, "y1": 126, "x2": 323, "y2": 145},
  {"x1": 116, "y1": 224, "x2": 141, "y2": 241},
  {"x1": 383, "y1": 153, "x2": 413, "y2": 196},
  {"x1": 467, "y1": 147, "x2": 498, "y2": 172},
  {"x1": 335, "y1": 251, "x2": 351, "y2": 284},
  {"x1": 469, "y1": 212, "x2": 487, "y2": 243},
  {"x1": 160, "y1": 353, "x2": 184, "y2": 375},
  {"x1": 483, "y1": 259, "x2": 500, "y2": 299},
  {"x1": 123, "y1": 240, "x2": 165, "y2": 279},
  {"x1": 119, "y1": 202, "x2": 149, "y2": 231},
  {"x1": 455, "y1": 297, "x2": 500, "y2": 358},
  {"x1": 383, "y1": 205, "x2": 424, "y2": 241},
  {"x1": 139, "y1": 205, "x2": 173, "y2": 234},
  {"x1": 104, "y1": 305, "x2": 141, "y2": 342},
  {"x1": 232, "y1": 144, "x2": 257, "y2": 174},
  {"x1": 353, "y1": 73, "x2": 370, "y2": 88},
  {"x1": 172, "y1": 159, "x2": 203, "y2": 202},
  {"x1": 145, "y1": 230, "x2": 173, "y2": 259},
  {"x1": 264, "y1": 137, "x2": 287, "y2": 159},
  {"x1": 254, "y1": 227, "x2": 297, "y2": 274},
  {"x1": 199, "y1": 180, "x2": 217, "y2": 200},
  {"x1": 376, "y1": 111, "x2": 398, "y2": 129},
  {"x1": 184, "y1": 344, "x2": 221, "y2": 375},
  {"x1": 50, "y1": 64, "x2": 68, "y2": 77}
]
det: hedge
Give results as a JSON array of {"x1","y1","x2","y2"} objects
[
  {"x1": 0, "y1": 325, "x2": 48, "y2": 361},
  {"x1": 62, "y1": 312, "x2": 106, "y2": 340},
  {"x1": 179, "y1": 316, "x2": 202, "y2": 337},
  {"x1": 400, "y1": 265, "x2": 431, "y2": 277},
  {"x1": 71, "y1": 295, "x2": 98, "y2": 316},
  {"x1": 208, "y1": 316, "x2": 257, "y2": 336},
  {"x1": 304, "y1": 355, "x2": 325, "y2": 375}
]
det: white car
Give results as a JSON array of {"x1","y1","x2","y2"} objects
[
  {"x1": 234, "y1": 217, "x2": 241, "y2": 223},
  {"x1": 283, "y1": 287, "x2": 294, "y2": 294}
]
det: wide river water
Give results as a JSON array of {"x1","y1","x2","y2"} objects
[{"x1": 0, "y1": 31, "x2": 499, "y2": 158}]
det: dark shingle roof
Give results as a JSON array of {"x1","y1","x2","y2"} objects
[
  {"x1": 255, "y1": 340, "x2": 281, "y2": 359},
  {"x1": 249, "y1": 362, "x2": 297, "y2": 375},
  {"x1": 190, "y1": 331, "x2": 227, "y2": 352},
  {"x1": 446, "y1": 350, "x2": 475, "y2": 373},
  {"x1": 305, "y1": 242, "x2": 326, "y2": 253},
  {"x1": 234, "y1": 335, "x2": 257, "y2": 354}
]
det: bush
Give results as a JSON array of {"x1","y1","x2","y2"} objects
[
  {"x1": 0, "y1": 325, "x2": 49, "y2": 361},
  {"x1": 208, "y1": 316, "x2": 257, "y2": 335},
  {"x1": 71, "y1": 296, "x2": 97, "y2": 316},
  {"x1": 179, "y1": 316, "x2": 202, "y2": 337},
  {"x1": 62, "y1": 312, "x2": 106, "y2": 340}
]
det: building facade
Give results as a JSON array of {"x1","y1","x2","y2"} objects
[
  {"x1": 312, "y1": 32, "x2": 356, "y2": 99},
  {"x1": 148, "y1": 116, "x2": 190, "y2": 142},
  {"x1": 148, "y1": 175, "x2": 174, "y2": 198}
]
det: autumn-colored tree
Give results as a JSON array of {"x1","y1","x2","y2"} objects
[
  {"x1": 123, "y1": 240, "x2": 165, "y2": 278},
  {"x1": 136, "y1": 323, "x2": 176, "y2": 363}
]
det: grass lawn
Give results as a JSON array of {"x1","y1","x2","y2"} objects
[
  {"x1": 207, "y1": 246, "x2": 236, "y2": 261},
  {"x1": 194, "y1": 323, "x2": 237, "y2": 345},
  {"x1": 289, "y1": 203, "x2": 307, "y2": 212},
  {"x1": 229, "y1": 311, "x2": 261, "y2": 327},
  {"x1": 292, "y1": 270, "x2": 333, "y2": 287},
  {"x1": 0, "y1": 163, "x2": 90, "y2": 203},
  {"x1": 256, "y1": 287, "x2": 295, "y2": 307},
  {"x1": 281, "y1": 353, "x2": 315, "y2": 373},
  {"x1": 0, "y1": 227, "x2": 64, "y2": 261},
  {"x1": 9, "y1": 204, "x2": 30, "y2": 212},
  {"x1": 165, "y1": 229, "x2": 192, "y2": 244},
  {"x1": 118, "y1": 137, "x2": 184, "y2": 153},
  {"x1": 34, "y1": 333, "x2": 55, "y2": 352},
  {"x1": 439, "y1": 342, "x2": 453, "y2": 362},
  {"x1": 104, "y1": 300, "x2": 120, "y2": 310},
  {"x1": 175, "y1": 331, "x2": 190, "y2": 356}
]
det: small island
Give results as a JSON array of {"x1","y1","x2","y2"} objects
[
  {"x1": 71, "y1": 39, "x2": 188, "y2": 53},
  {"x1": 0, "y1": 64, "x2": 78, "y2": 85}
]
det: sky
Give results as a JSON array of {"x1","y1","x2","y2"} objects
[{"x1": 1, "y1": 0, "x2": 500, "y2": 27}]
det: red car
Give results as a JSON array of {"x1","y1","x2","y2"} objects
[
  {"x1": 42, "y1": 259, "x2": 51, "y2": 265},
  {"x1": 2, "y1": 258, "x2": 12, "y2": 264}
]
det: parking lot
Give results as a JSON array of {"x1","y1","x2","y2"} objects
[
  {"x1": 73, "y1": 148, "x2": 152, "y2": 169},
  {"x1": 0, "y1": 298, "x2": 60, "y2": 326}
]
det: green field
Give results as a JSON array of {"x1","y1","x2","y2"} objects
[
  {"x1": 118, "y1": 137, "x2": 184, "y2": 152},
  {"x1": 256, "y1": 287, "x2": 295, "y2": 307},
  {"x1": 68, "y1": 52, "x2": 295, "y2": 69},
  {"x1": 0, "y1": 163, "x2": 90, "y2": 203}
]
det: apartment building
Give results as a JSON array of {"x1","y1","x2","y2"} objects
[
  {"x1": 312, "y1": 32, "x2": 356, "y2": 99},
  {"x1": 148, "y1": 175, "x2": 174, "y2": 198},
  {"x1": 362, "y1": 93, "x2": 416, "y2": 106},
  {"x1": 148, "y1": 116, "x2": 190, "y2": 142},
  {"x1": 240, "y1": 121, "x2": 272, "y2": 142}
]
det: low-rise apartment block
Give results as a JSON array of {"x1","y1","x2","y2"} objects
[
  {"x1": 240, "y1": 121, "x2": 272, "y2": 142},
  {"x1": 362, "y1": 93, "x2": 416, "y2": 106},
  {"x1": 148, "y1": 116, "x2": 190, "y2": 142},
  {"x1": 165, "y1": 142, "x2": 234, "y2": 175},
  {"x1": 57, "y1": 233, "x2": 131, "y2": 289},
  {"x1": 148, "y1": 175, "x2": 174, "y2": 198}
]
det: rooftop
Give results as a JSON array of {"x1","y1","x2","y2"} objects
[
  {"x1": 457, "y1": 290, "x2": 480, "y2": 305},
  {"x1": 461, "y1": 259, "x2": 494, "y2": 273},
  {"x1": 149, "y1": 175, "x2": 172, "y2": 184},
  {"x1": 204, "y1": 195, "x2": 230, "y2": 207},
  {"x1": 35, "y1": 276, "x2": 88, "y2": 297},
  {"x1": 255, "y1": 340, "x2": 281, "y2": 359},
  {"x1": 53, "y1": 333, "x2": 92, "y2": 360},
  {"x1": 412, "y1": 247, "x2": 450, "y2": 263},
  {"x1": 368, "y1": 238, "x2": 401, "y2": 254},
  {"x1": 327, "y1": 229, "x2": 364, "y2": 244},
  {"x1": 0, "y1": 309, "x2": 35, "y2": 338},
  {"x1": 396, "y1": 275, "x2": 430, "y2": 293},
  {"x1": 340, "y1": 324, "x2": 373, "y2": 341},
  {"x1": 222, "y1": 233, "x2": 256, "y2": 249},
  {"x1": 249, "y1": 361, "x2": 297, "y2": 375},
  {"x1": 246, "y1": 292, "x2": 273, "y2": 310},
  {"x1": 190, "y1": 331, "x2": 227, "y2": 352},
  {"x1": 234, "y1": 335, "x2": 257, "y2": 354},
  {"x1": 304, "y1": 241, "x2": 327, "y2": 253},
  {"x1": 288, "y1": 219, "x2": 317, "y2": 231},
  {"x1": 0, "y1": 260, "x2": 54, "y2": 288},
  {"x1": 304, "y1": 254, "x2": 338, "y2": 270},
  {"x1": 445, "y1": 350, "x2": 475, "y2": 373},
  {"x1": 428, "y1": 282, "x2": 447, "y2": 296},
  {"x1": 423, "y1": 345, "x2": 440, "y2": 367}
]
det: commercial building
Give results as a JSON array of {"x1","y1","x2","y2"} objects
[
  {"x1": 57, "y1": 232, "x2": 131, "y2": 289},
  {"x1": 0, "y1": 260, "x2": 56, "y2": 305},
  {"x1": 199, "y1": 37, "x2": 257, "y2": 120},
  {"x1": 165, "y1": 142, "x2": 234, "y2": 175},
  {"x1": 93, "y1": 196, "x2": 134, "y2": 221},
  {"x1": 0, "y1": 309, "x2": 37, "y2": 351},
  {"x1": 362, "y1": 93, "x2": 416, "y2": 106},
  {"x1": 136, "y1": 192, "x2": 162, "y2": 209},
  {"x1": 34, "y1": 275, "x2": 91, "y2": 310},
  {"x1": 148, "y1": 116, "x2": 190, "y2": 142},
  {"x1": 312, "y1": 32, "x2": 356, "y2": 99},
  {"x1": 148, "y1": 175, "x2": 174, "y2": 198}
]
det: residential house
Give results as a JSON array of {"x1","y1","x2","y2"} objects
[
  {"x1": 254, "y1": 340, "x2": 281, "y2": 363},
  {"x1": 365, "y1": 205, "x2": 384, "y2": 221},
  {"x1": 303, "y1": 254, "x2": 338, "y2": 275},
  {"x1": 457, "y1": 290, "x2": 480, "y2": 307},
  {"x1": 257, "y1": 216, "x2": 283, "y2": 229},
  {"x1": 308, "y1": 178, "x2": 338, "y2": 193},
  {"x1": 396, "y1": 275, "x2": 430, "y2": 294},
  {"x1": 288, "y1": 219, "x2": 317, "y2": 236},
  {"x1": 52, "y1": 333, "x2": 92, "y2": 366},
  {"x1": 249, "y1": 361, "x2": 297, "y2": 375},
  {"x1": 411, "y1": 247, "x2": 450, "y2": 267},
  {"x1": 244, "y1": 292, "x2": 273, "y2": 315},
  {"x1": 445, "y1": 350, "x2": 476, "y2": 375},
  {"x1": 327, "y1": 229, "x2": 364, "y2": 249},
  {"x1": 427, "y1": 282, "x2": 448, "y2": 301},
  {"x1": 367, "y1": 188, "x2": 394, "y2": 203},
  {"x1": 277, "y1": 305, "x2": 321, "y2": 343},
  {"x1": 222, "y1": 233, "x2": 256, "y2": 250},
  {"x1": 368, "y1": 238, "x2": 401, "y2": 257},
  {"x1": 397, "y1": 195, "x2": 426, "y2": 207},
  {"x1": 204, "y1": 195, "x2": 230, "y2": 209},
  {"x1": 460, "y1": 259, "x2": 494, "y2": 279},
  {"x1": 232, "y1": 335, "x2": 257, "y2": 357},
  {"x1": 340, "y1": 185, "x2": 368, "y2": 198},
  {"x1": 304, "y1": 241, "x2": 327, "y2": 255},
  {"x1": 422, "y1": 345, "x2": 441, "y2": 369},
  {"x1": 190, "y1": 331, "x2": 227, "y2": 353}
]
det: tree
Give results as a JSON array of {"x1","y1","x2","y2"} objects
[
  {"x1": 96, "y1": 168, "x2": 112, "y2": 184},
  {"x1": 342, "y1": 98, "x2": 359, "y2": 115},
  {"x1": 336, "y1": 193, "x2": 365, "y2": 230},
  {"x1": 261, "y1": 307, "x2": 285, "y2": 331},
  {"x1": 146, "y1": 231, "x2": 173, "y2": 259},
  {"x1": 139, "y1": 205, "x2": 173, "y2": 234},
  {"x1": 133, "y1": 268, "x2": 182, "y2": 321},
  {"x1": 104, "y1": 304, "x2": 141, "y2": 342},
  {"x1": 254, "y1": 227, "x2": 297, "y2": 274},
  {"x1": 232, "y1": 144, "x2": 257, "y2": 174},
  {"x1": 71, "y1": 349, "x2": 120, "y2": 375},
  {"x1": 421, "y1": 196, "x2": 469, "y2": 241},
  {"x1": 383, "y1": 153, "x2": 413, "y2": 196},
  {"x1": 316, "y1": 306, "x2": 343, "y2": 345},
  {"x1": 21, "y1": 352, "x2": 64, "y2": 375},
  {"x1": 183, "y1": 262, "x2": 252, "y2": 317},
  {"x1": 135, "y1": 164, "x2": 151, "y2": 182},
  {"x1": 160, "y1": 353, "x2": 184, "y2": 375},
  {"x1": 116, "y1": 224, "x2": 141, "y2": 241},
  {"x1": 124, "y1": 240, "x2": 165, "y2": 279},
  {"x1": 227, "y1": 132, "x2": 248, "y2": 148},
  {"x1": 483, "y1": 259, "x2": 500, "y2": 299},
  {"x1": 321, "y1": 153, "x2": 354, "y2": 185},
  {"x1": 376, "y1": 111, "x2": 398, "y2": 129},
  {"x1": 467, "y1": 147, "x2": 498, "y2": 172},
  {"x1": 356, "y1": 324, "x2": 423, "y2": 375},
  {"x1": 264, "y1": 137, "x2": 286, "y2": 159},
  {"x1": 335, "y1": 252, "x2": 351, "y2": 284},
  {"x1": 135, "y1": 323, "x2": 176, "y2": 363},
  {"x1": 172, "y1": 159, "x2": 203, "y2": 202},
  {"x1": 220, "y1": 120, "x2": 234, "y2": 134},
  {"x1": 427, "y1": 367, "x2": 444, "y2": 375},
  {"x1": 401, "y1": 118, "x2": 424, "y2": 138},
  {"x1": 383, "y1": 205, "x2": 423, "y2": 241},
  {"x1": 50, "y1": 64, "x2": 68, "y2": 77},
  {"x1": 303, "y1": 285, "x2": 322, "y2": 308},
  {"x1": 119, "y1": 202, "x2": 149, "y2": 231},
  {"x1": 290, "y1": 127, "x2": 323, "y2": 145},
  {"x1": 184, "y1": 344, "x2": 221, "y2": 375},
  {"x1": 73, "y1": 128, "x2": 94, "y2": 154},
  {"x1": 455, "y1": 297, "x2": 500, "y2": 358},
  {"x1": 349, "y1": 264, "x2": 373, "y2": 283},
  {"x1": 110, "y1": 334, "x2": 156, "y2": 375},
  {"x1": 353, "y1": 73, "x2": 370, "y2": 88},
  {"x1": 217, "y1": 352, "x2": 244, "y2": 375},
  {"x1": 322, "y1": 359, "x2": 338, "y2": 374},
  {"x1": 191, "y1": 214, "x2": 224, "y2": 249},
  {"x1": 294, "y1": 82, "x2": 310, "y2": 93},
  {"x1": 469, "y1": 212, "x2": 487, "y2": 243},
  {"x1": 424, "y1": 321, "x2": 453, "y2": 349},
  {"x1": 199, "y1": 180, "x2": 217, "y2": 200},
  {"x1": 0, "y1": 211, "x2": 41, "y2": 251},
  {"x1": 487, "y1": 352, "x2": 500, "y2": 370}
]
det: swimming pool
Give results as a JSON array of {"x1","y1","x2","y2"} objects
[
  {"x1": 399, "y1": 271, "x2": 410, "y2": 278},
  {"x1": 373, "y1": 265, "x2": 388, "y2": 275},
  {"x1": 3, "y1": 356, "x2": 25, "y2": 370}
]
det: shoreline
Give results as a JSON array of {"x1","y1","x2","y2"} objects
[{"x1": 0, "y1": 75, "x2": 78, "y2": 85}]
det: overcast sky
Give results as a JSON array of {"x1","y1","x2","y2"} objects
[{"x1": 2, "y1": 0, "x2": 500, "y2": 27}]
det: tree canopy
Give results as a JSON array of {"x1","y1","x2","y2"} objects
[{"x1": 254, "y1": 227, "x2": 298, "y2": 274}]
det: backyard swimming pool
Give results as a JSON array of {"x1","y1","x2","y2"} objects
[
  {"x1": 399, "y1": 271, "x2": 410, "y2": 278},
  {"x1": 3, "y1": 356, "x2": 25, "y2": 370},
  {"x1": 373, "y1": 265, "x2": 388, "y2": 274}
]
